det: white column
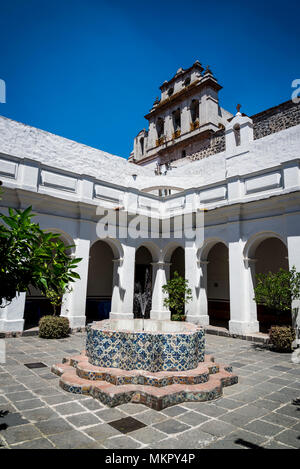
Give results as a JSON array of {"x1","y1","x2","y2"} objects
[
  {"x1": 61, "y1": 235, "x2": 90, "y2": 329},
  {"x1": 185, "y1": 246, "x2": 209, "y2": 325},
  {"x1": 228, "y1": 237, "x2": 259, "y2": 335},
  {"x1": 150, "y1": 262, "x2": 171, "y2": 320},
  {"x1": 0, "y1": 292, "x2": 26, "y2": 333},
  {"x1": 110, "y1": 244, "x2": 135, "y2": 320},
  {"x1": 287, "y1": 235, "x2": 300, "y2": 329}
]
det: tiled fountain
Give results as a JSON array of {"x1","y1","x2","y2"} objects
[{"x1": 52, "y1": 319, "x2": 238, "y2": 410}]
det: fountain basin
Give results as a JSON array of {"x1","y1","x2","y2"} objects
[{"x1": 86, "y1": 319, "x2": 205, "y2": 372}]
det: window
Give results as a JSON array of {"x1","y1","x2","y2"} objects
[
  {"x1": 181, "y1": 150, "x2": 186, "y2": 158},
  {"x1": 168, "y1": 87, "x2": 174, "y2": 97},
  {"x1": 190, "y1": 99, "x2": 199, "y2": 123},
  {"x1": 140, "y1": 137, "x2": 144, "y2": 155},
  {"x1": 184, "y1": 77, "x2": 191, "y2": 87},
  {"x1": 156, "y1": 118, "x2": 164, "y2": 138},
  {"x1": 233, "y1": 124, "x2": 241, "y2": 146},
  {"x1": 172, "y1": 108, "x2": 181, "y2": 131}
]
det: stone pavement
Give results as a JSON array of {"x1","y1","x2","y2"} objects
[{"x1": 0, "y1": 332, "x2": 299, "y2": 449}]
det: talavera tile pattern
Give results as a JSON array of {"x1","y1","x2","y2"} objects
[{"x1": 86, "y1": 321, "x2": 205, "y2": 372}]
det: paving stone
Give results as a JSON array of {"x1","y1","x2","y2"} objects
[
  {"x1": 95, "y1": 407, "x2": 127, "y2": 422},
  {"x1": 244, "y1": 419, "x2": 284, "y2": 437},
  {"x1": 21, "y1": 407, "x2": 59, "y2": 422},
  {"x1": 79, "y1": 399, "x2": 105, "y2": 411},
  {"x1": 275, "y1": 402, "x2": 300, "y2": 419},
  {"x1": 192, "y1": 403, "x2": 228, "y2": 418},
  {"x1": 154, "y1": 418, "x2": 191, "y2": 435},
  {"x1": 161, "y1": 405, "x2": 188, "y2": 417},
  {"x1": 213, "y1": 398, "x2": 244, "y2": 410},
  {"x1": 53, "y1": 401, "x2": 86, "y2": 415},
  {"x1": 42, "y1": 394, "x2": 77, "y2": 405},
  {"x1": 262, "y1": 440, "x2": 294, "y2": 449},
  {"x1": 0, "y1": 412, "x2": 29, "y2": 428},
  {"x1": 274, "y1": 429, "x2": 300, "y2": 449},
  {"x1": 252, "y1": 399, "x2": 281, "y2": 411},
  {"x1": 48, "y1": 430, "x2": 94, "y2": 449},
  {"x1": 103, "y1": 435, "x2": 142, "y2": 449},
  {"x1": 199, "y1": 419, "x2": 236, "y2": 437},
  {"x1": 261, "y1": 411, "x2": 298, "y2": 428},
  {"x1": 35, "y1": 417, "x2": 74, "y2": 435},
  {"x1": 66, "y1": 412, "x2": 101, "y2": 428},
  {"x1": 8, "y1": 391, "x2": 35, "y2": 402},
  {"x1": 170, "y1": 427, "x2": 215, "y2": 449},
  {"x1": 117, "y1": 403, "x2": 147, "y2": 415},
  {"x1": 132, "y1": 409, "x2": 168, "y2": 425},
  {"x1": 129, "y1": 427, "x2": 166, "y2": 444},
  {"x1": 11, "y1": 438, "x2": 55, "y2": 449},
  {"x1": 1, "y1": 423, "x2": 41, "y2": 444},
  {"x1": 84, "y1": 423, "x2": 121, "y2": 440},
  {"x1": 176, "y1": 411, "x2": 210, "y2": 426}
]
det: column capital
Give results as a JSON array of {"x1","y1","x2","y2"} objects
[
  {"x1": 151, "y1": 261, "x2": 171, "y2": 268},
  {"x1": 243, "y1": 257, "x2": 257, "y2": 268},
  {"x1": 112, "y1": 257, "x2": 124, "y2": 265}
]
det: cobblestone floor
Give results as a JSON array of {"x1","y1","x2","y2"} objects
[{"x1": 0, "y1": 332, "x2": 299, "y2": 449}]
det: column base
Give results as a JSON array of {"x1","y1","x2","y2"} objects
[
  {"x1": 0, "y1": 319, "x2": 24, "y2": 333},
  {"x1": 109, "y1": 312, "x2": 134, "y2": 320},
  {"x1": 186, "y1": 315, "x2": 209, "y2": 326},
  {"x1": 61, "y1": 315, "x2": 86, "y2": 329},
  {"x1": 229, "y1": 320, "x2": 259, "y2": 336},
  {"x1": 150, "y1": 310, "x2": 171, "y2": 321}
]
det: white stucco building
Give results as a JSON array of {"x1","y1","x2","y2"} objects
[{"x1": 1, "y1": 62, "x2": 300, "y2": 337}]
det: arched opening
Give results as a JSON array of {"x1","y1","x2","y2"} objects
[
  {"x1": 170, "y1": 246, "x2": 185, "y2": 279},
  {"x1": 140, "y1": 137, "x2": 144, "y2": 155},
  {"x1": 233, "y1": 124, "x2": 241, "y2": 146},
  {"x1": 253, "y1": 237, "x2": 290, "y2": 332},
  {"x1": 156, "y1": 118, "x2": 164, "y2": 138},
  {"x1": 172, "y1": 108, "x2": 181, "y2": 132},
  {"x1": 134, "y1": 246, "x2": 153, "y2": 318},
  {"x1": 24, "y1": 233, "x2": 73, "y2": 330},
  {"x1": 207, "y1": 242, "x2": 230, "y2": 328},
  {"x1": 86, "y1": 240, "x2": 114, "y2": 323},
  {"x1": 190, "y1": 99, "x2": 199, "y2": 124}
]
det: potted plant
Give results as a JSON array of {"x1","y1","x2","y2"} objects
[
  {"x1": 254, "y1": 266, "x2": 300, "y2": 351},
  {"x1": 162, "y1": 271, "x2": 192, "y2": 321}
]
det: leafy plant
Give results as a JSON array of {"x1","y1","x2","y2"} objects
[
  {"x1": 253, "y1": 266, "x2": 300, "y2": 314},
  {"x1": 269, "y1": 325, "x2": 295, "y2": 352},
  {"x1": 38, "y1": 315, "x2": 70, "y2": 339},
  {"x1": 0, "y1": 206, "x2": 81, "y2": 309},
  {"x1": 162, "y1": 271, "x2": 192, "y2": 317}
]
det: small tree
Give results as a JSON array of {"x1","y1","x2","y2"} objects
[
  {"x1": 0, "y1": 206, "x2": 81, "y2": 309},
  {"x1": 253, "y1": 266, "x2": 300, "y2": 315},
  {"x1": 162, "y1": 271, "x2": 192, "y2": 318}
]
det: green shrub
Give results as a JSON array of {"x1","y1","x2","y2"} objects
[
  {"x1": 38, "y1": 316, "x2": 70, "y2": 339},
  {"x1": 171, "y1": 313, "x2": 186, "y2": 321},
  {"x1": 269, "y1": 325, "x2": 295, "y2": 352}
]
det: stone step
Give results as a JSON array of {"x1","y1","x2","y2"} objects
[
  {"x1": 53, "y1": 352, "x2": 221, "y2": 387},
  {"x1": 58, "y1": 365, "x2": 238, "y2": 410}
]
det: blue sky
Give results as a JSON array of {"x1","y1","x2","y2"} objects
[{"x1": 0, "y1": 0, "x2": 299, "y2": 159}]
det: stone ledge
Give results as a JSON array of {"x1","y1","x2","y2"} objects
[{"x1": 205, "y1": 326, "x2": 269, "y2": 344}]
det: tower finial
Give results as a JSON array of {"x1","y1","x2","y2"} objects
[{"x1": 236, "y1": 103, "x2": 242, "y2": 114}]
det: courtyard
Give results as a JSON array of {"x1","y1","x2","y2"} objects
[{"x1": 0, "y1": 332, "x2": 299, "y2": 450}]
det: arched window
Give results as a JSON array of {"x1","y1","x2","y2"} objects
[
  {"x1": 234, "y1": 124, "x2": 241, "y2": 146},
  {"x1": 156, "y1": 118, "x2": 164, "y2": 138},
  {"x1": 140, "y1": 137, "x2": 144, "y2": 155},
  {"x1": 190, "y1": 99, "x2": 199, "y2": 123},
  {"x1": 172, "y1": 108, "x2": 181, "y2": 131}
]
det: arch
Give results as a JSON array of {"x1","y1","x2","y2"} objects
[
  {"x1": 162, "y1": 240, "x2": 185, "y2": 263},
  {"x1": 244, "y1": 231, "x2": 287, "y2": 260},
  {"x1": 86, "y1": 239, "x2": 115, "y2": 323},
  {"x1": 135, "y1": 240, "x2": 160, "y2": 263},
  {"x1": 206, "y1": 242, "x2": 230, "y2": 328},
  {"x1": 90, "y1": 236, "x2": 124, "y2": 260},
  {"x1": 198, "y1": 237, "x2": 228, "y2": 262},
  {"x1": 134, "y1": 245, "x2": 154, "y2": 318},
  {"x1": 244, "y1": 232, "x2": 289, "y2": 332},
  {"x1": 141, "y1": 185, "x2": 184, "y2": 194},
  {"x1": 170, "y1": 246, "x2": 185, "y2": 279}
]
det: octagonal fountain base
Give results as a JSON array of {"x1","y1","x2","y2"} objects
[{"x1": 51, "y1": 319, "x2": 238, "y2": 410}]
